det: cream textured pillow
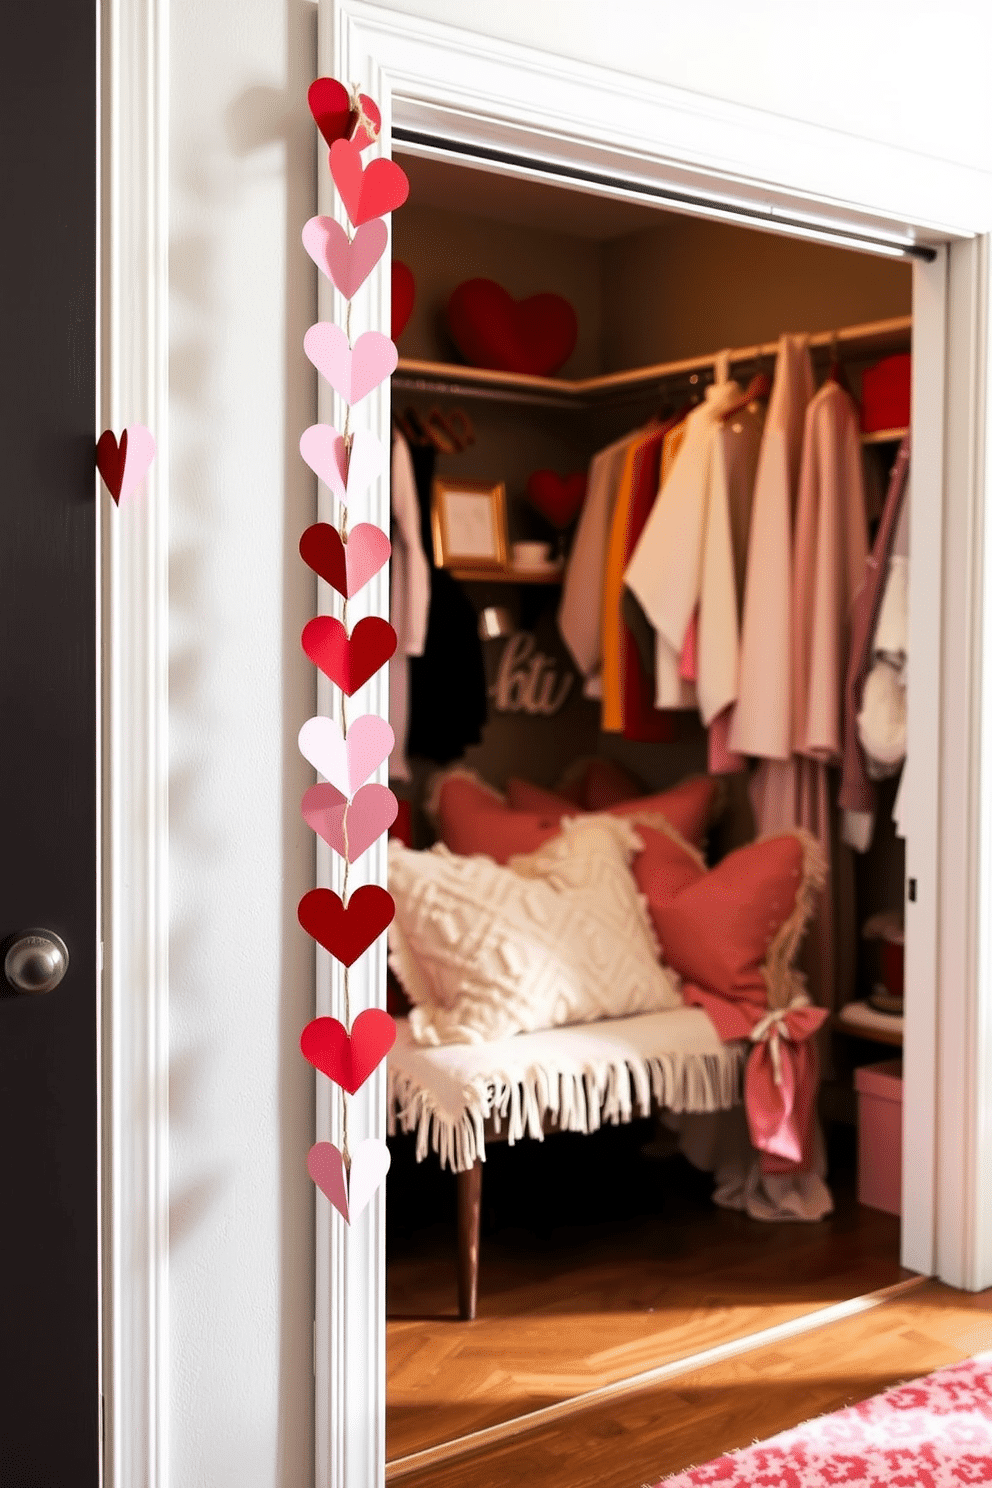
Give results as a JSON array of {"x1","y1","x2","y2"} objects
[{"x1": 388, "y1": 814, "x2": 682, "y2": 1046}]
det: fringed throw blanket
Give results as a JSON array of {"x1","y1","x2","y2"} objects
[{"x1": 387, "y1": 1008, "x2": 747, "y2": 1173}]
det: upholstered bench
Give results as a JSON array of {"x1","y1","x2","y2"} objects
[{"x1": 387, "y1": 1009, "x2": 747, "y2": 1319}]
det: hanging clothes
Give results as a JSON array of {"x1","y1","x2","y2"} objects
[
  {"x1": 840, "y1": 434, "x2": 911, "y2": 851},
  {"x1": 405, "y1": 442, "x2": 489, "y2": 765},
  {"x1": 749, "y1": 378, "x2": 868, "y2": 1012},
  {"x1": 706, "y1": 396, "x2": 767, "y2": 773},
  {"x1": 558, "y1": 432, "x2": 639, "y2": 699},
  {"x1": 728, "y1": 336, "x2": 815, "y2": 759},
  {"x1": 624, "y1": 380, "x2": 744, "y2": 723},
  {"x1": 388, "y1": 431, "x2": 432, "y2": 781},
  {"x1": 600, "y1": 411, "x2": 692, "y2": 739}
]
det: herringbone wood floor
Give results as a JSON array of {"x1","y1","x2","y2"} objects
[
  {"x1": 392, "y1": 1278, "x2": 992, "y2": 1488},
  {"x1": 387, "y1": 1132, "x2": 905, "y2": 1462}
]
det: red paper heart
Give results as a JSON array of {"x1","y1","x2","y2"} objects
[
  {"x1": 526, "y1": 469, "x2": 588, "y2": 529},
  {"x1": 96, "y1": 428, "x2": 128, "y2": 504},
  {"x1": 298, "y1": 885, "x2": 395, "y2": 967},
  {"x1": 301, "y1": 615, "x2": 397, "y2": 694},
  {"x1": 391, "y1": 261, "x2": 415, "y2": 342},
  {"x1": 446, "y1": 278, "x2": 578, "y2": 376},
  {"x1": 307, "y1": 78, "x2": 381, "y2": 150},
  {"x1": 300, "y1": 1009, "x2": 397, "y2": 1094},
  {"x1": 329, "y1": 139, "x2": 409, "y2": 227}
]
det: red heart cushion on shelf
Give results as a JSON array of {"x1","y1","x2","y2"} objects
[
  {"x1": 526, "y1": 469, "x2": 588, "y2": 528},
  {"x1": 446, "y1": 278, "x2": 578, "y2": 376},
  {"x1": 391, "y1": 261, "x2": 416, "y2": 342}
]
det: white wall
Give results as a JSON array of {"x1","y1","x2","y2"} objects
[
  {"x1": 169, "y1": 1, "x2": 318, "y2": 1484},
  {"x1": 366, "y1": 0, "x2": 992, "y2": 174},
  {"x1": 164, "y1": 3, "x2": 990, "y2": 1484}
]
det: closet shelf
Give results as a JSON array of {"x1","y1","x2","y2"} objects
[
  {"x1": 834, "y1": 1000, "x2": 904, "y2": 1048},
  {"x1": 447, "y1": 564, "x2": 565, "y2": 586},
  {"x1": 861, "y1": 427, "x2": 909, "y2": 446},
  {"x1": 393, "y1": 315, "x2": 912, "y2": 409}
]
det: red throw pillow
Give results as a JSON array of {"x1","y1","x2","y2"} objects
[
  {"x1": 577, "y1": 757, "x2": 644, "y2": 810},
  {"x1": 630, "y1": 823, "x2": 706, "y2": 907},
  {"x1": 506, "y1": 773, "x2": 718, "y2": 850},
  {"x1": 611, "y1": 777, "x2": 717, "y2": 850},
  {"x1": 647, "y1": 834, "x2": 814, "y2": 1002},
  {"x1": 436, "y1": 774, "x2": 562, "y2": 865},
  {"x1": 505, "y1": 778, "x2": 576, "y2": 815}
]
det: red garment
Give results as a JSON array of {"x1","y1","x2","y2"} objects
[{"x1": 618, "y1": 423, "x2": 683, "y2": 741}]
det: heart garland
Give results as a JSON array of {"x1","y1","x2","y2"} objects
[
  {"x1": 297, "y1": 77, "x2": 409, "y2": 1226},
  {"x1": 96, "y1": 424, "x2": 157, "y2": 505}
]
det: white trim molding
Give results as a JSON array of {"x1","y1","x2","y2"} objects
[
  {"x1": 322, "y1": 5, "x2": 992, "y2": 1484},
  {"x1": 935, "y1": 235, "x2": 992, "y2": 1289},
  {"x1": 99, "y1": 0, "x2": 170, "y2": 1481}
]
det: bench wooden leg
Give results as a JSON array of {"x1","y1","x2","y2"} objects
[{"x1": 457, "y1": 1160, "x2": 482, "y2": 1320}]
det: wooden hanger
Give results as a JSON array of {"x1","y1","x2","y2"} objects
[{"x1": 825, "y1": 331, "x2": 853, "y2": 394}]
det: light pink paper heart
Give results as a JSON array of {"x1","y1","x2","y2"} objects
[
  {"x1": 297, "y1": 714, "x2": 395, "y2": 797},
  {"x1": 302, "y1": 782, "x2": 398, "y2": 862},
  {"x1": 348, "y1": 1138, "x2": 391, "y2": 1222},
  {"x1": 299, "y1": 425, "x2": 385, "y2": 507},
  {"x1": 304, "y1": 324, "x2": 398, "y2": 407},
  {"x1": 301, "y1": 216, "x2": 388, "y2": 299},
  {"x1": 120, "y1": 424, "x2": 156, "y2": 504}
]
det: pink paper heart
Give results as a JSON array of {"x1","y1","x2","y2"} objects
[
  {"x1": 302, "y1": 782, "x2": 398, "y2": 862},
  {"x1": 297, "y1": 714, "x2": 394, "y2": 797},
  {"x1": 301, "y1": 216, "x2": 387, "y2": 299},
  {"x1": 299, "y1": 521, "x2": 391, "y2": 599},
  {"x1": 299, "y1": 425, "x2": 384, "y2": 507},
  {"x1": 307, "y1": 1138, "x2": 391, "y2": 1225},
  {"x1": 329, "y1": 139, "x2": 409, "y2": 227},
  {"x1": 304, "y1": 324, "x2": 398, "y2": 406},
  {"x1": 307, "y1": 1142, "x2": 350, "y2": 1222}
]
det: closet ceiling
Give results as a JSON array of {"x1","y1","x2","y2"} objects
[{"x1": 397, "y1": 151, "x2": 665, "y2": 240}]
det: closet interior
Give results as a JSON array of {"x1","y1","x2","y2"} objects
[{"x1": 383, "y1": 150, "x2": 914, "y2": 1468}]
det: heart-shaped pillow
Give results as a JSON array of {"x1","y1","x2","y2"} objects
[
  {"x1": 526, "y1": 469, "x2": 588, "y2": 529},
  {"x1": 446, "y1": 278, "x2": 578, "y2": 377},
  {"x1": 391, "y1": 261, "x2": 415, "y2": 342}
]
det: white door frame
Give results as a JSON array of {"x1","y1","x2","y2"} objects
[
  {"x1": 319, "y1": 6, "x2": 992, "y2": 1485},
  {"x1": 100, "y1": 0, "x2": 171, "y2": 1482}
]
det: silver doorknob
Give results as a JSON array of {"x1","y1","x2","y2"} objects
[{"x1": 4, "y1": 930, "x2": 70, "y2": 994}]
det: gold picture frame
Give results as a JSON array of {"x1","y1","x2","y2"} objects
[{"x1": 430, "y1": 477, "x2": 508, "y2": 571}]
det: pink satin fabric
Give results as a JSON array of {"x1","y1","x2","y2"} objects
[{"x1": 682, "y1": 984, "x2": 827, "y2": 1172}]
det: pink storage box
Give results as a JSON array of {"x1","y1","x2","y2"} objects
[{"x1": 854, "y1": 1059, "x2": 903, "y2": 1216}]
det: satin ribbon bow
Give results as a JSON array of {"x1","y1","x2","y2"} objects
[{"x1": 750, "y1": 995, "x2": 810, "y2": 1087}]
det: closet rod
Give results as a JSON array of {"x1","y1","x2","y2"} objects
[{"x1": 393, "y1": 128, "x2": 939, "y2": 264}]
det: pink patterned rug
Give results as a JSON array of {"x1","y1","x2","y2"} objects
[{"x1": 655, "y1": 1354, "x2": 992, "y2": 1486}]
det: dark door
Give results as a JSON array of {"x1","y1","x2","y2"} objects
[{"x1": 0, "y1": 3, "x2": 100, "y2": 1484}]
